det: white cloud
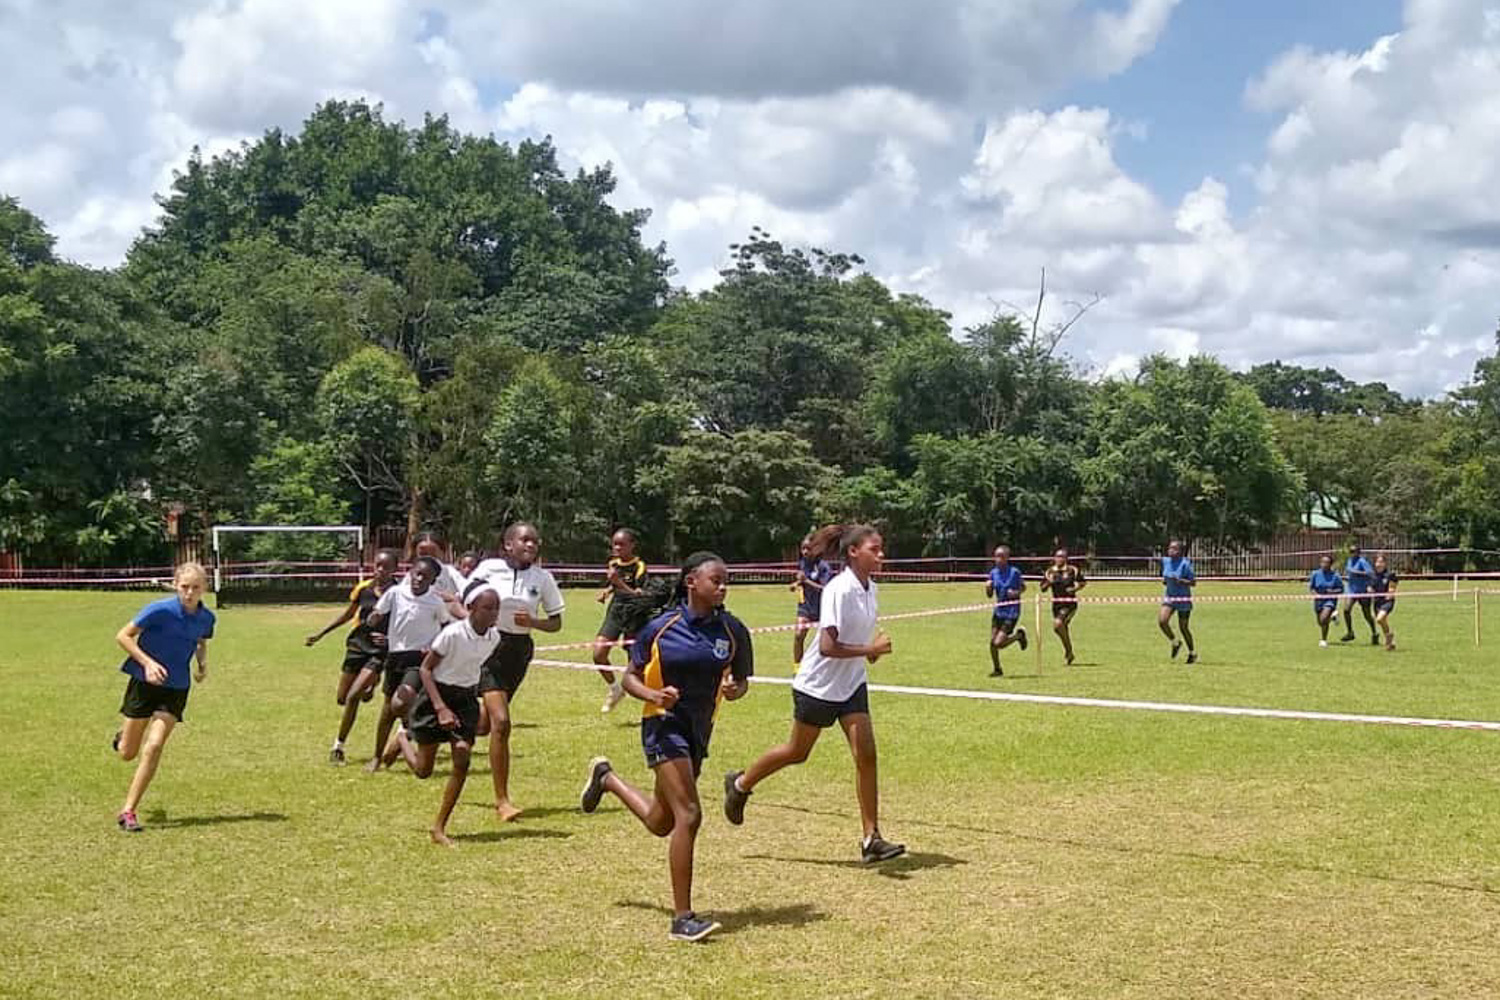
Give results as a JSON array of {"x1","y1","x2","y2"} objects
[{"x1": 3, "y1": 0, "x2": 1500, "y2": 397}]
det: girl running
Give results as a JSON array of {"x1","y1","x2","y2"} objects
[
  {"x1": 1042, "y1": 548, "x2": 1086, "y2": 665},
  {"x1": 1309, "y1": 555, "x2": 1345, "y2": 648},
  {"x1": 413, "y1": 531, "x2": 468, "y2": 601},
  {"x1": 467, "y1": 522, "x2": 565, "y2": 822},
  {"x1": 363, "y1": 556, "x2": 455, "y2": 772},
  {"x1": 791, "y1": 532, "x2": 838, "y2": 667},
  {"x1": 306, "y1": 549, "x2": 398, "y2": 765},
  {"x1": 391, "y1": 584, "x2": 502, "y2": 846},
  {"x1": 1372, "y1": 554, "x2": 1399, "y2": 651},
  {"x1": 578, "y1": 552, "x2": 752, "y2": 943},
  {"x1": 722, "y1": 525, "x2": 905, "y2": 866},
  {"x1": 1158, "y1": 540, "x2": 1197, "y2": 664},
  {"x1": 594, "y1": 528, "x2": 650, "y2": 713},
  {"x1": 112, "y1": 562, "x2": 217, "y2": 833},
  {"x1": 985, "y1": 545, "x2": 1028, "y2": 677}
]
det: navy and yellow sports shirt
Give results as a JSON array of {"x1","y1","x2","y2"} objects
[{"x1": 631, "y1": 605, "x2": 753, "y2": 729}]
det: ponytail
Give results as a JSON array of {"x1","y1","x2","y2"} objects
[{"x1": 673, "y1": 551, "x2": 724, "y2": 604}]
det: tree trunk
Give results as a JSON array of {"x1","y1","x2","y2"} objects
[{"x1": 405, "y1": 487, "x2": 425, "y2": 559}]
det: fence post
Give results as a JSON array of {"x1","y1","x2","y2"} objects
[
  {"x1": 1476, "y1": 588, "x2": 1483, "y2": 648},
  {"x1": 1034, "y1": 589, "x2": 1043, "y2": 675},
  {"x1": 1454, "y1": 574, "x2": 1460, "y2": 602}
]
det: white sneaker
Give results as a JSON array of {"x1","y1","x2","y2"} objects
[
  {"x1": 601, "y1": 681, "x2": 626, "y2": 714},
  {"x1": 1319, "y1": 640, "x2": 1329, "y2": 648}
]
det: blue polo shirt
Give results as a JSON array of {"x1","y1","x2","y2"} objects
[
  {"x1": 633, "y1": 605, "x2": 753, "y2": 733},
  {"x1": 1309, "y1": 568, "x2": 1344, "y2": 598},
  {"x1": 989, "y1": 565, "x2": 1025, "y2": 619},
  {"x1": 120, "y1": 596, "x2": 217, "y2": 690},
  {"x1": 1344, "y1": 556, "x2": 1373, "y2": 595},
  {"x1": 1162, "y1": 556, "x2": 1195, "y2": 599}
]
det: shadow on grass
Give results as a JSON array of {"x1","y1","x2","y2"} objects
[
  {"x1": 615, "y1": 899, "x2": 827, "y2": 934},
  {"x1": 449, "y1": 828, "x2": 572, "y2": 843},
  {"x1": 743, "y1": 850, "x2": 966, "y2": 881},
  {"x1": 459, "y1": 804, "x2": 580, "y2": 820},
  {"x1": 763, "y1": 802, "x2": 1500, "y2": 897},
  {"x1": 145, "y1": 810, "x2": 289, "y2": 829}
]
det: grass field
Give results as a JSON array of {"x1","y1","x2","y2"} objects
[{"x1": 3, "y1": 581, "x2": 1499, "y2": 999}]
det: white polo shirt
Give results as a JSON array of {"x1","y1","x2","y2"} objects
[
  {"x1": 468, "y1": 558, "x2": 566, "y2": 635},
  {"x1": 794, "y1": 567, "x2": 879, "y2": 703},
  {"x1": 374, "y1": 579, "x2": 455, "y2": 652},
  {"x1": 428, "y1": 619, "x2": 501, "y2": 688}
]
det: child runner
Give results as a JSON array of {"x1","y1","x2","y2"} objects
[
  {"x1": 457, "y1": 551, "x2": 482, "y2": 582},
  {"x1": 1371, "y1": 554, "x2": 1399, "y2": 651},
  {"x1": 391, "y1": 584, "x2": 502, "y2": 846},
  {"x1": 1042, "y1": 548, "x2": 1086, "y2": 665},
  {"x1": 579, "y1": 552, "x2": 752, "y2": 943},
  {"x1": 1309, "y1": 555, "x2": 1345, "y2": 648},
  {"x1": 1341, "y1": 544, "x2": 1379, "y2": 645},
  {"x1": 467, "y1": 522, "x2": 565, "y2": 822},
  {"x1": 985, "y1": 545, "x2": 1028, "y2": 677},
  {"x1": 791, "y1": 531, "x2": 839, "y2": 667},
  {"x1": 413, "y1": 532, "x2": 468, "y2": 604},
  {"x1": 594, "y1": 528, "x2": 650, "y2": 713},
  {"x1": 1158, "y1": 540, "x2": 1197, "y2": 664},
  {"x1": 722, "y1": 525, "x2": 905, "y2": 866},
  {"x1": 111, "y1": 562, "x2": 217, "y2": 833},
  {"x1": 363, "y1": 556, "x2": 455, "y2": 772},
  {"x1": 306, "y1": 549, "x2": 398, "y2": 765}
]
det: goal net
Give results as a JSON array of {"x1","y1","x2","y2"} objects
[{"x1": 211, "y1": 525, "x2": 366, "y2": 606}]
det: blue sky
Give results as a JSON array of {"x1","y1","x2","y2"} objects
[{"x1": 1067, "y1": 0, "x2": 1404, "y2": 214}]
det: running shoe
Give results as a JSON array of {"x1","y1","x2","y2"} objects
[
  {"x1": 1370, "y1": 634, "x2": 1380, "y2": 646},
  {"x1": 1185, "y1": 652, "x2": 1197, "y2": 665},
  {"x1": 329, "y1": 746, "x2": 346, "y2": 766},
  {"x1": 1319, "y1": 640, "x2": 1329, "y2": 648},
  {"x1": 723, "y1": 770, "x2": 750, "y2": 826},
  {"x1": 669, "y1": 913, "x2": 721, "y2": 942},
  {"x1": 1170, "y1": 642, "x2": 1182, "y2": 660},
  {"x1": 1340, "y1": 633, "x2": 1356, "y2": 643},
  {"x1": 601, "y1": 681, "x2": 626, "y2": 714},
  {"x1": 1016, "y1": 627, "x2": 1028, "y2": 651},
  {"x1": 862, "y1": 831, "x2": 906, "y2": 864},
  {"x1": 580, "y1": 756, "x2": 612, "y2": 814},
  {"x1": 989, "y1": 666, "x2": 1003, "y2": 678},
  {"x1": 111, "y1": 730, "x2": 121, "y2": 753},
  {"x1": 117, "y1": 810, "x2": 142, "y2": 833}
]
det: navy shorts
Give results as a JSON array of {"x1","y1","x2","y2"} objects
[
  {"x1": 1347, "y1": 594, "x2": 1373, "y2": 608},
  {"x1": 792, "y1": 684, "x2": 870, "y2": 729},
  {"x1": 796, "y1": 603, "x2": 820, "y2": 623},
  {"x1": 1162, "y1": 600, "x2": 1192, "y2": 618},
  {"x1": 1375, "y1": 599, "x2": 1396, "y2": 615},
  {"x1": 121, "y1": 677, "x2": 189, "y2": 722},
  {"x1": 641, "y1": 714, "x2": 710, "y2": 775},
  {"x1": 991, "y1": 612, "x2": 1020, "y2": 633},
  {"x1": 1052, "y1": 602, "x2": 1078, "y2": 622},
  {"x1": 1313, "y1": 599, "x2": 1339, "y2": 616}
]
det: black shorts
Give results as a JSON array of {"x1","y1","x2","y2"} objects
[
  {"x1": 641, "y1": 713, "x2": 710, "y2": 775},
  {"x1": 341, "y1": 640, "x2": 384, "y2": 675},
  {"x1": 383, "y1": 650, "x2": 425, "y2": 697},
  {"x1": 991, "y1": 612, "x2": 1020, "y2": 633},
  {"x1": 792, "y1": 684, "x2": 870, "y2": 729},
  {"x1": 796, "y1": 603, "x2": 820, "y2": 623},
  {"x1": 1375, "y1": 599, "x2": 1396, "y2": 615},
  {"x1": 1348, "y1": 594, "x2": 1373, "y2": 608},
  {"x1": 408, "y1": 682, "x2": 481, "y2": 745},
  {"x1": 1052, "y1": 602, "x2": 1078, "y2": 622},
  {"x1": 598, "y1": 601, "x2": 636, "y2": 642},
  {"x1": 121, "y1": 677, "x2": 189, "y2": 722},
  {"x1": 478, "y1": 633, "x2": 534, "y2": 699}
]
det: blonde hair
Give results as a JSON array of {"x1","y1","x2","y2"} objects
[{"x1": 174, "y1": 562, "x2": 209, "y2": 586}]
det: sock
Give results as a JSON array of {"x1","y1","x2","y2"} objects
[
  {"x1": 733, "y1": 776, "x2": 748, "y2": 794},
  {"x1": 332, "y1": 738, "x2": 343, "y2": 750}
]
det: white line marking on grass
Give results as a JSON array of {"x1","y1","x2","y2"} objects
[{"x1": 531, "y1": 658, "x2": 1500, "y2": 732}]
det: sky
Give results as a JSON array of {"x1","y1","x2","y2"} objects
[{"x1": 3, "y1": 0, "x2": 1498, "y2": 397}]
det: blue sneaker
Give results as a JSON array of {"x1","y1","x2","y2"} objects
[
  {"x1": 669, "y1": 913, "x2": 721, "y2": 942},
  {"x1": 580, "y1": 757, "x2": 611, "y2": 814}
]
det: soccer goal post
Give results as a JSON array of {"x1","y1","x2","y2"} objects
[{"x1": 210, "y1": 525, "x2": 366, "y2": 606}]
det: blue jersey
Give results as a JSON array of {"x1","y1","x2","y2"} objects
[
  {"x1": 1309, "y1": 568, "x2": 1344, "y2": 597},
  {"x1": 633, "y1": 605, "x2": 753, "y2": 734},
  {"x1": 797, "y1": 557, "x2": 836, "y2": 614},
  {"x1": 120, "y1": 596, "x2": 217, "y2": 690},
  {"x1": 1162, "y1": 556, "x2": 1195, "y2": 598},
  {"x1": 1344, "y1": 556, "x2": 1373, "y2": 594},
  {"x1": 988, "y1": 565, "x2": 1025, "y2": 618}
]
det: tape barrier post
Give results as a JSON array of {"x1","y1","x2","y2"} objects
[
  {"x1": 1454, "y1": 574, "x2": 1460, "y2": 602},
  {"x1": 1034, "y1": 590, "x2": 1044, "y2": 675}
]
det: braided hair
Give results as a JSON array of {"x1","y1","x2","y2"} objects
[{"x1": 673, "y1": 551, "x2": 726, "y2": 606}]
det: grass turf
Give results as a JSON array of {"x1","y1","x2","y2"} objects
[{"x1": 1, "y1": 581, "x2": 1498, "y2": 998}]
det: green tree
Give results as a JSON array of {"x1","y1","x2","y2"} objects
[{"x1": 316, "y1": 347, "x2": 421, "y2": 536}]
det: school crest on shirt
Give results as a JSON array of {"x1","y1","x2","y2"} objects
[{"x1": 713, "y1": 639, "x2": 731, "y2": 660}]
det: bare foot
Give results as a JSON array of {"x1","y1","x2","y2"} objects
[
  {"x1": 363, "y1": 757, "x2": 382, "y2": 774},
  {"x1": 495, "y1": 800, "x2": 522, "y2": 823},
  {"x1": 430, "y1": 827, "x2": 454, "y2": 847}
]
